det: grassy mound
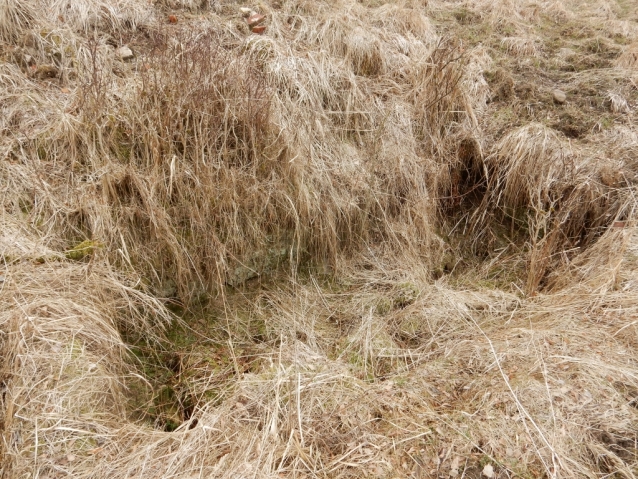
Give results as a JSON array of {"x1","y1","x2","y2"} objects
[{"x1": 1, "y1": 0, "x2": 638, "y2": 477}]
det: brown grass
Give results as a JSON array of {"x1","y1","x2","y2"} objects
[{"x1": 1, "y1": 0, "x2": 638, "y2": 477}]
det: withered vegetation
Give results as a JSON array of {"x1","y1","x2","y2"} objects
[{"x1": 1, "y1": 0, "x2": 638, "y2": 477}]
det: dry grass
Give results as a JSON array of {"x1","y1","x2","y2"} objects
[
  {"x1": 0, "y1": 0, "x2": 36, "y2": 43},
  {"x1": 1, "y1": 0, "x2": 638, "y2": 477}
]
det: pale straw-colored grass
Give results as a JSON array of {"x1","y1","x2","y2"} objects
[{"x1": 1, "y1": 0, "x2": 638, "y2": 477}]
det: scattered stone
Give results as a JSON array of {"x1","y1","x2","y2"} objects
[
  {"x1": 242, "y1": 10, "x2": 266, "y2": 34},
  {"x1": 168, "y1": 14, "x2": 178, "y2": 24},
  {"x1": 0, "y1": 275, "x2": 5, "y2": 283},
  {"x1": 553, "y1": 89, "x2": 566, "y2": 104},
  {"x1": 247, "y1": 13, "x2": 266, "y2": 28},
  {"x1": 35, "y1": 65, "x2": 59, "y2": 80},
  {"x1": 115, "y1": 46, "x2": 134, "y2": 62},
  {"x1": 482, "y1": 463, "x2": 494, "y2": 478}
]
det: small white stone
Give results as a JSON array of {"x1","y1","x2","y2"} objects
[
  {"x1": 482, "y1": 463, "x2": 494, "y2": 478},
  {"x1": 553, "y1": 89, "x2": 566, "y2": 104},
  {"x1": 115, "y1": 46, "x2": 134, "y2": 61}
]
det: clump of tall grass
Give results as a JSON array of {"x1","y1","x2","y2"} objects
[{"x1": 0, "y1": 0, "x2": 36, "y2": 42}]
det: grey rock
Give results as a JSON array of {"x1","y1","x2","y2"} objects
[
  {"x1": 247, "y1": 13, "x2": 265, "y2": 28},
  {"x1": 553, "y1": 89, "x2": 566, "y2": 104},
  {"x1": 115, "y1": 46, "x2": 134, "y2": 62}
]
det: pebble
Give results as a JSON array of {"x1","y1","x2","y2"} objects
[
  {"x1": 247, "y1": 13, "x2": 265, "y2": 28},
  {"x1": 115, "y1": 46, "x2": 134, "y2": 62},
  {"x1": 553, "y1": 89, "x2": 566, "y2": 104}
]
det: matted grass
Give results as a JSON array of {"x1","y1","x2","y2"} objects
[{"x1": 1, "y1": 0, "x2": 638, "y2": 477}]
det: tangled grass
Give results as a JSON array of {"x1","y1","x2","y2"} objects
[{"x1": 1, "y1": 0, "x2": 638, "y2": 477}]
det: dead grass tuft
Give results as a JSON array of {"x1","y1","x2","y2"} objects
[
  {"x1": 500, "y1": 35, "x2": 540, "y2": 57},
  {"x1": 616, "y1": 41, "x2": 638, "y2": 69},
  {"x1": 0, "y1": 0, "x2": 36, "y2": 43}
]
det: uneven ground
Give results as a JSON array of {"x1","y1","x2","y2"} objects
[{"x1": 1, "y1": 0, "x2": 638, "y2": 477}]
